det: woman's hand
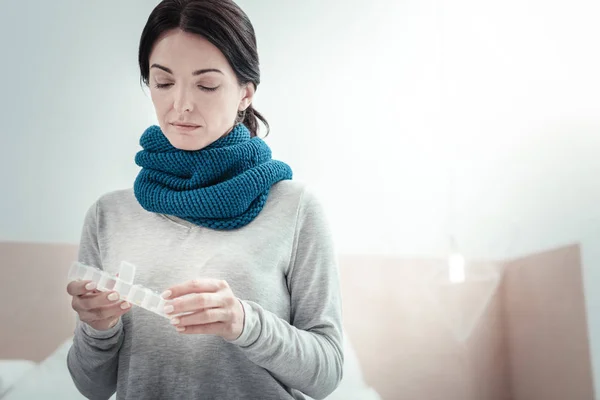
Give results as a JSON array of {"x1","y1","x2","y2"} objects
[
  {"x1": 162, "y1": 279, "x2": 245, "y2": 341},
  {"x1": 67, "y1": 280, "x2": 132, "y2": 331}
]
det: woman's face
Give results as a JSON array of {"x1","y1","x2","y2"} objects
[{"x1": 148, "y1": 29, "x2": 254, "y2": 151}]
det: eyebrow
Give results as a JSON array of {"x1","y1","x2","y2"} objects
[{"x1": 150, "y1": 63, "x2": 223, "y2": 76}]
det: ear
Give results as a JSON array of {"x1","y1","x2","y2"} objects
[{"x1": 239, "y1": 83, "x2": 256, "y2": 111}]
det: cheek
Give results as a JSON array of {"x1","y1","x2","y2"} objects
[
  {"x1": 201, "y1": 92, "x2": 236, "y2": 120},
  {"x1": 150, "y1": 91, "x2": 171, "y2": 115}
]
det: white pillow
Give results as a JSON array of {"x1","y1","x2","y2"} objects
[
  {"x1": 0, "y1": 360, "x2": 37, "y2": 398},
  {"x1": 322, "y1": 333, "x2": 382, "y2": 400},
  {"x1": 2, "y1": 340, "x2": 91, "y2": 400}
]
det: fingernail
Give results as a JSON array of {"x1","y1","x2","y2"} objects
[
  {"x1": 120, "y1": 302, "x2": 131, "y2": 309},
  {"x1": 108, "y1": 293, "x2": 119, "y2": 301},
  {"x1": 85, "y1": 282, "x2": 96, "y2": 290},
  {"x1": 161, "y1": 290, "x2": 172, "y2": 299},
  {"x1": 164, "y1": 305, "x2": 174, "y2": 314},
  {"x1": 170, "y1": 318, "x2": 180, "y2": 325},
  {"x1": 176, "y1": 327, "x2": 185, "y2": 332}
]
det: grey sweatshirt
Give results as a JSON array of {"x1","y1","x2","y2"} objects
[{"x1": 66, "y1": 181, "x2": 344, "y2": 400}]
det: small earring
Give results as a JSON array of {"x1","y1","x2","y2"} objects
[{"x1": 236, "y1": 109, "x2": 246, "y2": 124}]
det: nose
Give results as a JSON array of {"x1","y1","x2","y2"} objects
[{"x1": 173, "y1": 86, "x2": 194, "y2": 113}]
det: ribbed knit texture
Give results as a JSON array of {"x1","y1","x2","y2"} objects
[{"x1": 133, "y1": 123, "x2": 293, "y2": 230}]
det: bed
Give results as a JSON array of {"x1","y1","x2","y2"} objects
[
  {"x1": 3, "y1": 241, "x2": 595, "y2": 399},
  {"x1": 0, "y1": 333, "x2": 380, "y2": 400}
]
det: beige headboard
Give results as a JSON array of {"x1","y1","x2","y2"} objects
[{"x1": 0, "y1": 242, "x2": 78, "y2": 362}]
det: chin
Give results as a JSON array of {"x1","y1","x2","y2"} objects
[{"x1": 165, "y1": 134, "x2": 207, "y2": 151}]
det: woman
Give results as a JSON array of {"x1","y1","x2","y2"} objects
[{"x1": 65, "y1": 0, "x2": 344, "y2": 399}]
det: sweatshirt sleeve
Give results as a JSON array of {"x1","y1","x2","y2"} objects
[
  {"x1": 227, "y1": 186, "x2": 345, "y2": 399},
  {"x1": 66, "y1": 200, "x2": 124, "y2": 400}
]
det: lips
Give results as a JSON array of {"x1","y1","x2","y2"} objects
[
  {"x1": 171, "y1": 123, "x2": 200, "y2": 128},
  {"x1": 170, "y1": 122, "x2": 201, "y2": 133}
]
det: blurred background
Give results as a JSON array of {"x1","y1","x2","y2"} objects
[{"x1": 1, "y1": 0, "x2": 599, "y2": 399}]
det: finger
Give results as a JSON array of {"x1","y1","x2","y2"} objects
[
  {"x1": 75, "y1": 291, "x2": 122, "y2": 311},
  {"x1": 81, "y1": 289, "x2": 101, "y2": 295},
  {"x1": 79, "y1": 301, "x2": 132, "y2": 322},
  {"x1": 162, "y1": 279, "x2": 228, "y2": 300},
  {"x1": 164, "y1": 292, "x2": 227, "y2": 316},
  {"x1": 175, "y1": 322, "x2": 224, "y2": 335},
  {"x1": 67, "y1": 280, "x2": 97, "y2": 296},
  {"x1": 171, "y1": 307, "x2": 229, "y2": 327}
]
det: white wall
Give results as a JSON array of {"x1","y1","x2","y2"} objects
[
  {"x1": 0, "y1": 0, "x2": 158, "y2": 243},
  {"x1": 2, "y1": 0, "x2": 600, "y2": 390},
  {"x1": 1, "y1": 0, "x2": 598, "y2": 257},
  {"x1": 241, "y1": 0, "x2": 600, "y2": 260}
]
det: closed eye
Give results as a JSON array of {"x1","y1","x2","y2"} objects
[
  {"x1": 154, "y1": 83, "x2": 219, "y2": 92},
  {"x1": 199, "y1": 85, "x2": 219, "y2": 92},
  {"x1": 154, "y1": 83, "x2": 218, "y2": 92}
]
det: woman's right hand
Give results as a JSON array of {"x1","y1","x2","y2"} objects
[{"x1": 67, "y1": 280, "x2": 132, "y2": 331}]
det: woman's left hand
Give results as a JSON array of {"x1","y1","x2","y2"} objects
[{"x1": 162, "y1": 279, "x2": 245, "y2": 341}]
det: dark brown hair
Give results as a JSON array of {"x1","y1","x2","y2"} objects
[{"x1": 138, "y1": 0, "x2": 269, "y2": 137}]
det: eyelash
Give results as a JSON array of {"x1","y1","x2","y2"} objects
[{"x1": 154, "y1": 83, "x2": 218, "y2": 92}]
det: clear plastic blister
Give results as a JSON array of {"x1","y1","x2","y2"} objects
[{"x1": 68, "y1": 261, "x2": 169, "y2": 318}]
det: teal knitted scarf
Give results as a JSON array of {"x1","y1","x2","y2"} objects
[{"x1": 133, "y1": 123, "x2": 293, "y2": 230}]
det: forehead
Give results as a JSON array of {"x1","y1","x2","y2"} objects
[{"x1": 149, "y1": 29, "x2": 232, "y2": 73}]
